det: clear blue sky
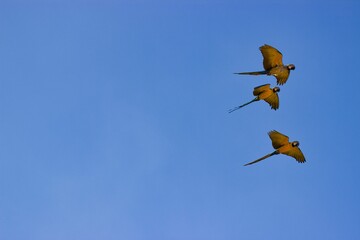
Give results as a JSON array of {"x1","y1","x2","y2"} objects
[{"x1": 1, "y1": 1, "x2": 360, "y2": 239}]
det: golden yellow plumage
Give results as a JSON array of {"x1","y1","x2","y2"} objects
[
  {"x1": 260, "y1": 44, "x2": 284, "y2": 71},
  {"x1": 235, "y1": 44, "x2": 295, "y2": 85},
  {"x1": 244, "y1": 130, "x2": 306, "y2": 166},
  {"x1": 228, "y1": 84, "x2": 280, "y2": 113}
]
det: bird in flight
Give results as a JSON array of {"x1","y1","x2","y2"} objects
[
  {"x1": 234, "y1": 44, "x2": 295, "y2": 85},
  {"x1": 244, "y1": 130, "x2": 306, "y2": 166},
  {"x1": 228, "y1": 84, "x2": 280, "y2": 113}
]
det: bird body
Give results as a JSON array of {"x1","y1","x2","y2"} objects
[
  {"x1": 229, "y1": 84, "x2": 280, "y2": 113},
  {"x1": 244, "y1": 130, "x2": 305, "y2": 166},
  {"x1": 253, "y1": 83, "x2": 278, "y2": 102},
  {"x1": 235, "y1": 44, "x2": 295, "y2": 85}
]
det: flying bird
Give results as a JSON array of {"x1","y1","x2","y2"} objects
[
  {"x1": 228, "y1": 84, "x2": 280, "y2": 113},
  {"x1": 234, "y1": 44, "x2": 295, "y2": 85},
  {"x1": 244, "y1": 130, "x2": 306, "y2": 166}
]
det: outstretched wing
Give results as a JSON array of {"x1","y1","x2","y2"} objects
[
  {"x1": 253, "y1": 84, "x2": 271, "y2": 96},
  {"x1": 269, "y1": 66, "x2": 290, "y2": 85},
  {"x1": 260, "y1": 44, "x2": 284, "y2": 71},
  {"x1": 263, "y1": 93, "x2": 279, "y2": 110},
  {"x1": 268, "y1": 130, "x2": 289, "y2": 149},
  {"x1": 283, "y1": 146, "x2": 306, "y2": 163}
]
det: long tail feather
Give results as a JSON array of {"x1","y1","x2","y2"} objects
[
  {"x1": 228, "y1": 98, "x2": 258, "y2": 113},
  {"x1": 234, "y1": 71, "x2": 267, "y2": 75},
  {"x1": 244, "y1": 151, "x2": 278, "y2": 166}
]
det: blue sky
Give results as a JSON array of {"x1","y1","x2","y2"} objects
[{"x1": 1, "y1": 1, "x2": 360, "y2": 239}]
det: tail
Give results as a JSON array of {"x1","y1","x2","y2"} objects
[
  {"x1": 228, "y1": 98, "x2": 258, "y2": 113},
  {"x1": 244, "y1": 151, "x2": 278, "y2": 166},
  {"x1": 234, "y1": 71, "x2": 267, "y2": 75}
]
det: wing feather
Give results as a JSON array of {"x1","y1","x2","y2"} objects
[
  {"x1": 260, "y1": 44, "x2": 284, "y2": 71},
  {"x1": 268, "y1": 130, "x2": 289, "y2": 149},
  {"x1": 269, "y1": 66, "x2": 290, "y2": 85},
  {"x1": 253, "y1": 84, "x2": 270, "y2": 96},
  {"x1": 283, "y1": 146, "x2": 306, "y2": 163},
  {"x1": 263, "y1": 93, "x2": 279, "y2": 110}
]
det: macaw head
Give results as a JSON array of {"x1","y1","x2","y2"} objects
[{"x1": 287, "y1": 64, "x2": 296, "y2": 70}]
